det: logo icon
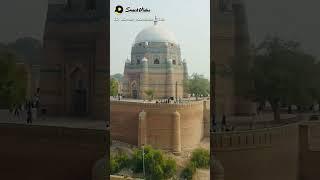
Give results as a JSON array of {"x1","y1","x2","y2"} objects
[{"x1": 115, "y1": 5, "x2": 124, "y2": 14}]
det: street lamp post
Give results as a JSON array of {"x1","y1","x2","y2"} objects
[
  {"x1": 142, "y1": 144, "x2": 145, "y2": 179},
  {"x1": 175, "y1": 81, "x2": 178, "y2": 102}
]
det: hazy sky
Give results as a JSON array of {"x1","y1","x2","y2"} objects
[
  {"x1": 110, "y1": 0, "x2": 211, "y2": 78},
  {"x1": 0, "y1": 0, "x2": 47, "y2": 43},
  {"x1": 0, "y1": 0, "x2": 319, "y2": 69},
  {"x1": 246, "y1": 0, "x2": 320, "y2": 59}
]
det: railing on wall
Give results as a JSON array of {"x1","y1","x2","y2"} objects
[
  {"x1": 212, "y1": 123, "x2": 299, "y2": 151},
  {"x1": 111, "y1": 100, "x2": 204, "y2": 109}
]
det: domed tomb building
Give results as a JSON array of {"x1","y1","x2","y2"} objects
[{"x1": 122, "y1": 20, "x2": 188, "y2": 99}]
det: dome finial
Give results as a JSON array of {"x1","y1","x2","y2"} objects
[{"x1": 154, "y1": 15, "x2": 158, "y2": 25}]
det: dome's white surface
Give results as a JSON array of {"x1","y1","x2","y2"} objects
[{"x1": 134, "y1": 24, "x2": 178, "y2": 44}]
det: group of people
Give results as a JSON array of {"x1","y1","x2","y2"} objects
[
  {"x1": 154, "y1": 97, "x2": 184, "y2": 104},
  {"x1": 9, "y1": 95, "x2": 40, "y2": 124},
  {"x1": 112, "y1": 94, "x2": 123, "y2": 101},
  {"x1": 211, "y1": 114, "x2": 234, "y2": 132}
]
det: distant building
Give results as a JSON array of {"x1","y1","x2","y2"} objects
[{"x1": 122, "y1": 19, "x2": 188, "y2": 99}]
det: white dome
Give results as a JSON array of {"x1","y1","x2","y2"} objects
[{"x1": 134, "y1": 24, "x2": 178, "y2": 44}]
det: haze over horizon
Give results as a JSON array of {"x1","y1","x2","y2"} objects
[
  {"x1": 110, "y1": 0, "x2": 210, "y2": 78},
  {"x1": 0, "y1": 0, "x2": 319, "y2": 71}
]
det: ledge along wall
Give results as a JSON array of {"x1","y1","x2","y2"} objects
[
  {"x1": 110, "y1": 101, "x2": 207, "y2": 152},
  {"x1": 299, "y1": 121, "x2": 320, "y2": 180},
  {"x1": 211, "y1": 123, "x2": 299, "y2": 180},
  {"x1": 0, "y1": 123, "x2": 107, "y2": 180}
]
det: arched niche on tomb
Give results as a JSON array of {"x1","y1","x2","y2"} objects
[
  {"x1": 130, "y1": 81, "x2": 138, "y2": 99},
  {"x1": 68, "y1": 65, "x2": 89, "y2": 116}
]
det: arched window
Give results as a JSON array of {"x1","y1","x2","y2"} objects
[
  {"x1": 154, "y1": 59, "x2": 160, "y2": 64},
  {"x1": 172, "y1": 60, "x2": 176, "y2": 65}
]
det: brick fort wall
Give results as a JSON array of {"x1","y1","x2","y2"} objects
[
  {"x1": 0, "y1": 123, "x2": 107, "y2": 180},
  {"x1": 110, "y1": 101, "x2": 206, "y2": 151}
]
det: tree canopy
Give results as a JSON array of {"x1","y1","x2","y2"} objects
[
  {"x1": 184, "y1": 73, "x2": 210, "y2": 99},
  {"x1": 252, "y1": 36, "x2": 319, "y2": 120},
  {"x1": 110, "y1": 145, "x2": 177, "y2": 180},
  {"x1": 180, "y1": 148, "x2": 210, "y2": 180},
  {"x1": 131, "y1": 146, "x2": 176, "y2": 180},
  {"x1": 110, "y1": 78, "x2": 119, "y2": 96},
  {"x1": 0, "y1": 51, "x2": 27, "y2": 109},
  {"x1": 144, "y1": 89, "x2": 155, "y2": 101},
  {"x1": 111, "y1": 73, "x2": 123, "y2": 82}
]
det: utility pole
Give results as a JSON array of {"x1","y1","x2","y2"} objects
[{"x1": 175, "y1": 81, "x2": 178, "y2": 102}]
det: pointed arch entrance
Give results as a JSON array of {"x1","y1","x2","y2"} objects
[
  {"x1": 69, "y1": 66, "x2": 88, "y2": 116},
  {"x1": 131, "y1": 81, "x2": 138, "y2": 99}
]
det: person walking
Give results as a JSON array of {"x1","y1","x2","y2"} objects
[
  {"x1": 26, "y1": 107, "x2": 32, "y2": 124},
  {"x1": 14, "y1": 104, "x2": 20, "y2": 120},
  {"x1": 222, "y1": 114, "x2": 227, "y2": 131}
]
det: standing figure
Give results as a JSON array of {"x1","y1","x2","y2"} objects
[
  {"x1": 222, "y1": 114, "x2": 227, "y2": 131},
  {"x1": 26, "y1": 107, "x2": 32, "y2": 124},
  {"x1": 14, "y1": 104, "x2": 20, "y2": 120}
]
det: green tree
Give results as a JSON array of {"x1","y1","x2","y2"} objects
[
  {"x1": 110, "y1": 78, "x2": 119, "y2": 96},
  {"x1": 252, "y1": 36, "x2": 318, "y2": 120},
  {"x1": 180, "y1": 162, "x2": 196, "y2": 180},
  {"x1": 144, "y1": 89, "x2": 155, "y2": 101},
  {"x1": 0, "y1": 51, "x2": 27, "y2": 109},
  {"x1": 190, "y1": 148, "x2": 210, "y2": 169},
  {"x1": 110, "y1": 152, "x2": 130, "y2": 174},
  {"x1": 8, "y1": 37, "x2": 42, "y2": 65},
  {"x1": 111, "y1": 73, "x2": 123, "y2": 82},
  {"x1": 184, "y1": 73, "x2": 210, "y2": 100},
  {"x1": 307, "y1": 62, "x2": 320, "y2": 111},
  {"x1": 131, "y1": 146, "x2": 177, "y2": 180},
  {"x1": 180, "y1": 148, "x2": 209, "y2": 179}
]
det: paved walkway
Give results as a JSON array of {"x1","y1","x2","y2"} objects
[
  {"x1": 0, "y1": 109, "x2": 107, "y2": 130},
  {"x1": 225, "y1": 113, "x2": 319, "y2": 131}
]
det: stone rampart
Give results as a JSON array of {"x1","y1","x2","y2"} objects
[
  {"x1": 111, "y1": 101, "x2": 204, "y2": 151},
  {"x1": 0, "y1": 123, "x2": 107, "y2": 180}
]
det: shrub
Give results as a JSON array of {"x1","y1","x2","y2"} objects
[
  {"x1": 131, "y1": 145, "x2": 177, "y2": 180},
  {"x1": 163, "y1": 157, "x2": 177, "y2": 179},
  {"x1": 190, "y1": 148, "x2": 210, "y2": 169},
  {"x1": 110, "y1": 152, "x2": 130, "y2": 174},
  {"x1": 180, "y1": 148, "x2": 210, "y2": 179},
  {"x1": 110, "y1": 155, "x2": 119, "y2": 174},
  {"x1": 180, "y1": 162, "x2": 196, "y2": 180},
  {"x1": 131, "y1": 148, "x2": 144, "y2": 173}
]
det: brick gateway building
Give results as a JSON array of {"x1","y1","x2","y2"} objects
[{"x1": 40, "y1": 0, "x2": 107, "y2": 120}]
